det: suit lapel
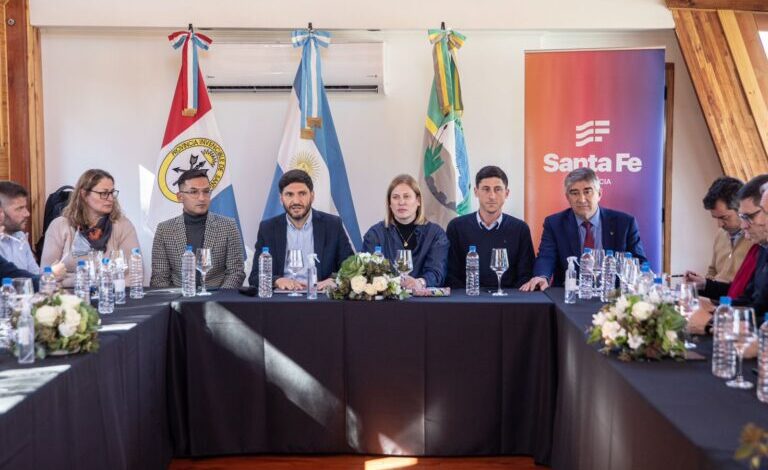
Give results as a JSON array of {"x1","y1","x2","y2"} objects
[
  {"x1": 313, "y1": 211, "x2": 325, "y2": 261},
  {"x1": 171, "y1": 215, "x2": 187, "y2": 269},
  {"x1": 273, "y1": 215, "x2": 287, "y2": 275},
  {"x1": 202, "y1": 213, "x2": 215, "y2": 250},
  {"x1": 600, "y1": 209, "x2": 616, "y2": 251},
  {"x1": 564, "y1": 210, "x2": 580, "y2": 258}
]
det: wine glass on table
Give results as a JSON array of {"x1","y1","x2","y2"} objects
[
  {"x1": 196, "y1": 248, "x2": 213, "y2": 296},
  {"x1": 396, "y1": 250, "x2": 413, "y2": 288},
  {"x1": 286, "y1": 249, "x2": 304, "y2": 297},
  {"x1": 677, "y1": 282, "x2": 699, "y2": 349},
  {"x1": 490, "y1": 248, "x2": 509, "y2": 296},
  {"x1": 725, "y1": 307, "x2": 758, "y2": 389}
]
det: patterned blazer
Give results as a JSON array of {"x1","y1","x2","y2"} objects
[{"x1": 150, "y1": 213, "x2": 245, "y2": 289}]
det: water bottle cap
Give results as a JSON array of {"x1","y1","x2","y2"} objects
[
  {"x1": 374, "y1": 245, "x2": 382, "y2": 253},
  {"x1": 261, "y1": 247, "x2": 270, "y2": 254},
  {"x1": 624, "y1": 252, "x2": 632, "y2": 258},
  {"x1": 102, "y1": 258, "x2": 110, "y2": 265},
  {"x1": 43, "y1": 266, "x2": 52, "y2": 274},
  {"x1": 583, "y1": 248, "x2": 593, "y2": 254},
  {"x1": 186, "y1": 245, "x2": 193, "y2": 252},
  {"x1": 2, "y1": 278, "x2": 11, "y2": 286},
  {"x1": 654, "y1": 277, "x2": 662, "y2": 284},
  {"x1": 469, "y1": 245, "x2": 477, "y2": 252},
  {"x1": 719, "y1": 296, "x2": 732, "y2": 305},
  {"x1": 642, "y1": 261, "x2": 650, "y2": 267},
  {"x1": 641, "y1": 265, "x2": 650, "y2": 273},
  {"x1": 605, "y1": 250, "x2": 614, "y2": 256},
  {"x1": 77, "y1": 260, "x2": 86, "y2": 267},
  {"x1": 132, "y1": 248, "x2": 140, "y2": 255}
]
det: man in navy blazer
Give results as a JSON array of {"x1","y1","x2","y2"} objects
[
  {"x1": 521, "y1": 167, "x2": 646, "y2": 291},
  {"x1": 248, "y1": 169, "x2": 354, "y2": 290}
]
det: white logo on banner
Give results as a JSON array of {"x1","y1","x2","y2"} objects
[{"x1": 575, "y1": 120, "x2": 610, "y2": 147}]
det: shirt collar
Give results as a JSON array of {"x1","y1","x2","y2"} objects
[
  {"x1": 476, "y1": 211, "x2": 502, "y2": 231},
  {"x1": 574, "y1": 207, "x2": 601, "y2": 227},
  {"x1": 286, "y1": 209, "x2": 313, "y2": 231}
]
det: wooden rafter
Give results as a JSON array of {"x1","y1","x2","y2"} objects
[{"x1": 666, "y1": 0, "x2": 768, "y2": 12}]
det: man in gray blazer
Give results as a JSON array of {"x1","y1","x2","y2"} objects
[{"x1": 151, "y1": 169, "x2": 245, "y2": 289}]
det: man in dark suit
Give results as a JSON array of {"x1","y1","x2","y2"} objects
[
  {"x1": 248, "y1": 169, "x2": 354, "y2": 290},
  {"x1": 520, "y1": 167, "x2": 646, "y2": 291}
]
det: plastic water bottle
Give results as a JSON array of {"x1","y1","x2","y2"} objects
[
  {"x1": 600, "y1": 250, "x2": 617, "y2": 302},
  {"x1": 636, "y1": 264, "x2": 654, "y2": 296},
  {"x1": 112, "y1": 259, "x2": 126, "y2": 305},
  {"x1": 129, "y1": 248, "x2": 144, "y2": 299},
  {"x1": 39, "y1": 266, "x2": 57, "y2": 295},
  {"x1": 74, "y1": 260, "x2": 90, "y2": 303},
  {"x1": 466, "y1": 245, "x2": 480, "y2": 296},
  {"x1": 0, "y1": 278, "x2": 15, "y2": 351},
  {"x1": 620, "y1": 252, "x2": 633, "y2": 294},
  {"x1": 565, "y1": 256, "x2": 578, "y2": 304},
  {"x1": 16, "y1": 303, "x2": 34, "y2": 364},
  {"x1": 89, "y1": 257, "x2": 100, "y2": 301},
  {"x1": 712, "y1": 297, "x2": 736, "y2": 379},
  {"x1": 98, "y1": 258, "x2": 114, "y2": 314},
  {"x1": 181, "y1": 245, "x2": 196, "y2": 297},
  {"x1": 579, "y1": 248, "x2": 595, "y2": 300},
  {"x1": 258, "y1": 247, "x2": 273, "y2": 299},
  {"x1": 306, "y1": 253, "x2": 319, "y2": 300},
  {"x1": 373, "y1": 245, "x2": 384, "y2": 258},
  {"x1": 758, "y1": 313, "x2": 768, "y2": 402}
]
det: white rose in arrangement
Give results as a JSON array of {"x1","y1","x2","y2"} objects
[
  {"x1": 647, "y1": 291, "x2": 662, "y2": 305},
  {"x1": 592, "y1": 311, "x2": 608, "y2": 327},
  {"x1": 615, "y1": 295, "x2": 630, "y2": 313},
  {"x1": 628, "y1": 332, "x2": 644, "y2": 350},
  {"x1": 602, "y1": 320, "x2": 624, "y2": 342},
  {"x1": 63, "y1": 308, "x2": 82, "y2": 328},
  {"x1": 59, "y1": 295, "x2": 83, "y2": 310},
  {"x1": 666, "y1": 330, "x2": 679, "y2": 343},
  {"x1": 612, "y1": 307, "x2": 627, "y2": 321},
  {"x1": 58, "y1": 321, "x2": 78, "y2": 338},
  {"x1": 35, "y1": 305, "x2": 60, "y2": 327},
  {"x1": 350, "y1": 275, "x2": 367, "y2": 294},
  {"x1": 372, "y1": 276, "x2": 388, "y2": 293},
  {"x1": 631, "y1": 301, "x2": 655, "y2": 321},
  {"x1": 364, "y1": 283, "x2": 377, "y2": 296}
]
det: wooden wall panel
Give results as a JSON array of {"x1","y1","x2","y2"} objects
[{"x1": 671, "y1": 8, "x2": 768, "y2": 180}]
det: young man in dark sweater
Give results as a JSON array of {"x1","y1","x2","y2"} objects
[{"x1": 446, "y1": 166, "x2": 535, "y2": 289}]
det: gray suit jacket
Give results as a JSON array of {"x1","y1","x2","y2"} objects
[{"x1": 150, "y1": 212, "x2": 245, "y2": 289}]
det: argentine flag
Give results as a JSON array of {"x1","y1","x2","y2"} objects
[
  {"x1": 262, "y1": 29, "x2": 362, "y2": 250},
  {"x1": 148, "y1": 31, "x2": 243, "y2": 235}
]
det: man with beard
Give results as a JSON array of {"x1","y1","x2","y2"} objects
[
  {"x1": 248, "y1": 169, "x2": 354, "y2": 291},
  {"x1": 0, "y1": 181, "x2": 40, "y2": 274}
]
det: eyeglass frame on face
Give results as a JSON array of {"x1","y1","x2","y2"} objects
[
  {"x1": 88, "y1": 189, "x2": 119, "y2": 200},
  {"x1": 178, "y1": 188, "x2": 213, "y2": 197},
  {"x1": 738, "y1": 207, "x2": 764, "y2": 224}
]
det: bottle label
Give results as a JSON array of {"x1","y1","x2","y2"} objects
[
  {"x1": 566, "y1": 279, "x2": 577, "y2": 290},
  {"x1": 17, "y1": 327, "x2": 30, "y2": 346}
]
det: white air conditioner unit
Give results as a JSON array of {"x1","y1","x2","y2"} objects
[{"x1": 201, "y1": 42, "x2": 386, "y2": 94}]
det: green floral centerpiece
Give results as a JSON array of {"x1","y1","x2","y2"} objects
[
  {"x1": 11, "y1": 293, "x2": 100, "y2": 358},
  {"x1": 328, "y1": 253, "x2": 408, "y2": 301},
  {"x1": 587, "y1": 293, "x2": 686, "y2": 361}
]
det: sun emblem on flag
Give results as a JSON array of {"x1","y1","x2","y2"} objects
[
  {"x1": 289, "y1": 151, "x2": 322, "y2": 182},
  {"x1": 158, "y1": 138, "x2": 227, "y2": 203}
]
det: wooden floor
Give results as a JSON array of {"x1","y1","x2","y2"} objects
[{"x1": 169, "y1": 455, "x2": 541, "y2": 470}]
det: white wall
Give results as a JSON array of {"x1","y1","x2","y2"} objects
[{"x1": 40, "y1": 27, "x2": 722, "y2": 276}]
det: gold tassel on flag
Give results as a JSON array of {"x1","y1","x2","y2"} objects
[
  {"x1": 300, "y1": 128, "x2": 315, "y2": 139},
  {"x1": 182, "y1": 108, "x2": 197, "y2": 117},
  {"x1": 307, "y1": 116, "x2": 322, "y2": 128}
]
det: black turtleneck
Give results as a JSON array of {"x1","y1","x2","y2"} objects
[
  {"x1": 184, "y1": 212, "x2": 207, "y2": 250},
  {"x1": 394, "y1": 220, "x2": 418, "y2": 251}
]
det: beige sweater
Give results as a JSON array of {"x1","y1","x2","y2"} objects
[
  {"x1": 40, "y1": 215, "x2": 140, "y2": 287},
  {"x1": 706, "y1": 229, "x2": 753, "y2": 283}
]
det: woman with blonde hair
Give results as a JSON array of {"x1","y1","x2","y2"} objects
[
  {"x1": 362, "y1": 174, "x2": 449, "y2": 288},
  {"x1": 41, "y1": 169, "x2": 139, "y2": 287}
]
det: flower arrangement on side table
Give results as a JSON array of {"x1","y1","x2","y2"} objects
[
  {"x1": 11, "y1": 293, "x2": 100, "y2": 358},
  {"x1": 328, "y1": 253, "x2": 408, "y2": 301},
  {"x1": 587, "y1": 293, "x2": 686, "y2": 361}
]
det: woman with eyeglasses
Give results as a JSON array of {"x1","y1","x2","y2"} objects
[{"x1": 41, "y1": 169, "x2": 139, "y2": 286}]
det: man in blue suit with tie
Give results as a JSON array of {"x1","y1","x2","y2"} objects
[
  {"x1": 520, "y1": 167, "x2": 646, "y2": 291},
  {"x1": 248, "y1": 169, "x2": 354, "y2": 291}
]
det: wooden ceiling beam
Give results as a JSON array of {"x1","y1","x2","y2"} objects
[{"x1": 666, "y1": 0, "x2": 768, "y2": 12}]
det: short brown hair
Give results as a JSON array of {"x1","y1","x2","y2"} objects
[
  {"x1": 62, "y1": 169, "x2": 123, "y2": 228},
  {"x1": 384, "y1": 174, "x2": 426, "y2": 227}
]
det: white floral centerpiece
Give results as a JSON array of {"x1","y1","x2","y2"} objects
[
  {"x1": 328, "y1": 253, "x2": 408, "y2": 301},
  {"x1": 587, "y1": 293, "x2": 686, "y2": 361},
  {"x1": 11, "y1": 293, "x2": 100, "y2": 358}
]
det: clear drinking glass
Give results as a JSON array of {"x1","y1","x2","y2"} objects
[
  {"x1": 490, "y1": 248, "x2": 509, "y2": 296},
  {"x1": 396, "y1": 249, "x2": 414, "y2": 287},
  {"x1": 196, "y1": 248, "x2": 213, "y2": 296},
  {"x1": 110, "y1": 249, "x2": 126, "y2": 271},
  {"x1": 286, "y1": 249, "x2": 304, "y2": 297},
  {"x1": 725, "y1": 307, "x2": 758, "y2": 389},
  {"x1": 12, "y1": 278, "x2": 34, "y2": 311},
  {"x1": 678, "y1": 281, "x2": 699, "y2": 349}
]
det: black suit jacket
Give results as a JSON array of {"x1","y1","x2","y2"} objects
[
  {"x1": 533, "y1": 207, "x2": 647, "y2": 287},
  {"x1": 248, "y1": 210, "x2": 354, "y2": 286},
  {"x1": 703, "y1": 246, "x2": 768, "y2": 315}
]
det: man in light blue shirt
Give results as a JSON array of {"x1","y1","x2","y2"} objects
[{"x1": 0, "y1": 182, "x2": 40, "y2": 274}]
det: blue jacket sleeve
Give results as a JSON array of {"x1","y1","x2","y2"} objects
[
  {"x1": 0, "y1": 255, "x2": 39, "y2": 290},
  {"x1": 626, "y1": 217, "x2": 647, "y2": 265},
  {"x1": 419, "y1": 226, "x2": 449, "y2": 287},
  {"x1": 533, "y1": 217, "x2": 558, "y2": 279}
]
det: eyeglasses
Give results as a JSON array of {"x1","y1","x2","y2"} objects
[
  {"x1": 738, "y1": 208, "x2": 764, "y2": 224},
  {"x1": 179, "y1": 188, "x2": 212, "y2": 197},
  {"x1": 89, "y1": 189, "x2": 119, "y2": 200}
]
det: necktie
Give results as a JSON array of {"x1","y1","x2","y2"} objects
[{"x1": 582, "y1": 221, "x2": 595, "y2": 250}]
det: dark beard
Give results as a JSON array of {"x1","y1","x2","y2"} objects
[{"x1": 284, "y1": 204, "x2": 310, "y2": 221}]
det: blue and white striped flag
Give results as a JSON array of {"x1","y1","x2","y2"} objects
[{"x1": 262, "y1": 29, "x2": 362, "y2": 250}]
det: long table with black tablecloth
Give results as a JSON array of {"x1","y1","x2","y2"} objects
[
  {"x1": 166, "y1": 290, "x2": 557, "y2": 464},
  {"x1": 0, "y1": 292, "x2": 176, "y2": 470},
  {"x1": 548, "y1": 287, "x2": 768, "y2": 470}
]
